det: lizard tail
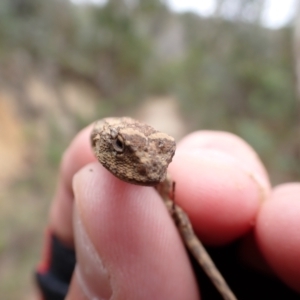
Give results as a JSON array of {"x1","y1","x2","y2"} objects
[{"x1": 173, "y1": 205, "x2": 238, "y2": 300}]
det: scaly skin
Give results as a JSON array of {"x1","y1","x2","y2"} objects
[{"x1": 91, "y1": 117, "x2": 237, "y2": 300}]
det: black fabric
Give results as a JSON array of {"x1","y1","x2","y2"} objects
[
  {"x1": 35, "y1": 235, "x2": 76, "y2": 300},
  {"x1": 35, "y1": 234, "x2": 299, "y2": 299},
  {"x1": 189, "y1": 240, "x2": 299, "y2": 300}
]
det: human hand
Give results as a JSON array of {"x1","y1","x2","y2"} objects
[{"x1": 38, "y1": 123, "x2": 300, "y2": 300}]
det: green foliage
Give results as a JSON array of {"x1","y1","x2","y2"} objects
[{"x1": 0, "y1": 0, "x2": 298, "y2": 183}]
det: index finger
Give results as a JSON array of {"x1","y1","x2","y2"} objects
[
  {"x1": 169, "y1": 130, "x2": 271, "y2": 245},
  {"x1": 49, "y1": 124, "x2": 96, "y2": 245}
]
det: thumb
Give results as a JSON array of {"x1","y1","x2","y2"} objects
[
  {"x1": 66, "y1": 207, "x2": 111, "y2": 300},
  {"x1": 66, "y1": 162, "x2": 199, "y2": 300}
]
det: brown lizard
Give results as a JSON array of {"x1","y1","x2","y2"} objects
[{"x1": 90, "y1": 117, "x2": 237, "y2": 300}]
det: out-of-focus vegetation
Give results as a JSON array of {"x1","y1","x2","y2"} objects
[
  {"x1": 1, "y1": 0, "x2": 299, "y2": 180},
  {"x1": 0, "y1": 0, "x2": 299, "y2": 298}
]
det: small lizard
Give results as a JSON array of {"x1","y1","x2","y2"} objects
[{"x1": 91, "y1": 117, "x2": 237, "y2": 300}]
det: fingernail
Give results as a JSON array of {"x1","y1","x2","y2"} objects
[
  {"x1": 216, "y1": 151, "x2": 269, "y2": 203},
  {"x1": 73, "y1": 207, "x2": 112, "y2": 300},
  {"x1": 201, "y1": 149, "x2": 269, "y2": 202}
]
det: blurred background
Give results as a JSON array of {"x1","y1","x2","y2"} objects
[{"x1": 0, "y1": 0, "x2": 300, "y2": 298}]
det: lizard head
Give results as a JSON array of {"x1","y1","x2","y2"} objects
[{"x1": 91, "y1": 117, "x2": 176, "y2": 186}]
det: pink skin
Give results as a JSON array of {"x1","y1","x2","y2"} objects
[
  {"x1": 256, "y1": 183, "x2": 300, "y2": 292},
  {"x1": 40, "y1": 124, "x2": 300, "y2": 300}
]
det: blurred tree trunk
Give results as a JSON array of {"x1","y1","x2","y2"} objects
[
  {"x1": 213, "y1": 0, "x2": 265, "y2": 24},
  {"x1": 294, "y1": 1, "x2": 300, "y2": 164},
  {"x1": 294, "y1": 1, "x2": 300, "y2": 105},
  {"x1": 213, "y1": 0, "x2": 226, "y2": 18}
]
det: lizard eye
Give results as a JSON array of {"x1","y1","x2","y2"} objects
[{"x1": 112, "y1": 135, "x2": 125, "y2": 153}]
